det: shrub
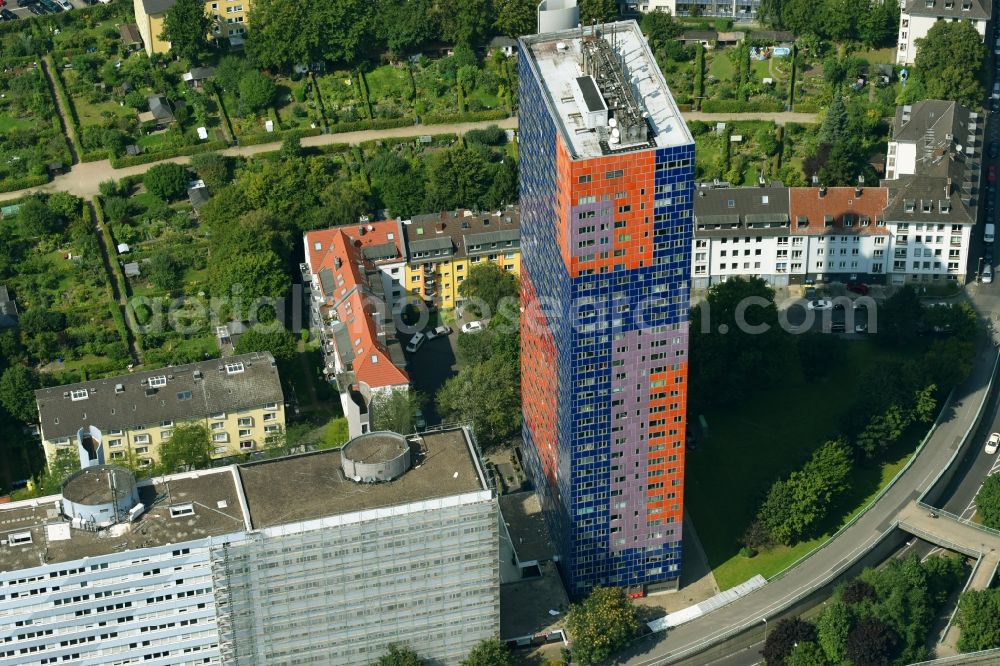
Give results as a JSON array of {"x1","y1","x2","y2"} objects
[{"x1": 143, "y1": 163, "x2": 189, "y2": 201}]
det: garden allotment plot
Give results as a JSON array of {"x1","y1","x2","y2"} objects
[{"x1": 0, "y1": 64, "x2": 71, "y2": 192}]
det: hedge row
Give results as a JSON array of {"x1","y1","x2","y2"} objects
[
  {"x1": 793, "y1": 103, "x2": 821, "y2": 113},
  {"x1": 327, "y1": 117, "x2": 414, "y2": 134},
  {"x1": 81, "y1": 150, "x2": 110, "y2": 163},
  {"x1": 422, "y1": 109, "x2": 508, "y2": 125},
  {"x1": 700, "y1": 99, "x2": 785, "y2": 113},
  {"x1": 693, "y1": 44, "x2": 705, "y2": 111},
  {"x1": 43, "y1": 55, "x2": 85, "y2": 160},
  {"x1": 109, "y1": 140, "x2": 230, "y2": 168},
  {"x1": 0, "y1": 174, "x2": 50, "y2": 194},
  {"x1": 236, "y1": 126, "x2": 322, "y2": 147},
  {"x1": 92, "y1": 198, "x2": 142, "y2": 355}
]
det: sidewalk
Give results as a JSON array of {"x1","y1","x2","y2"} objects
[{"x1": 0, "y1": 117, "x2": 518, "y2": 202}]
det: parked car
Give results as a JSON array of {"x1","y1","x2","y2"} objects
[
  {"x1": 0, "y1": 7, "x2": 15, "y2": 18},
  {"x1": 806, "y1": 299, "x2": 832, "y2": 310},
  {"x1": 425, "y1": 325, "x2": 451, "y2": 340},
  {"x1": 846, "y1": 282, "x2": 869, "y2": 295},
  {"x1": 986, "y1": 432, "x2": 1000, "y2": 455},
  {"x1": 414, "y1": 409, "x2": 426, "y2": 430},
  {"x1": 405, "y1": 332, "x2": 426, "y2": 353},
  {"x1": 55, "y1": 0, "x2": 71, "y2": 9},
  {"x1": 460, "y1": 321, "x2": 484, "y2": 333},
  {"x1": 984, "y1": 264, "x2": 994, "y2": 284}
]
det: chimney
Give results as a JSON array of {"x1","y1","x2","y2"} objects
[
  {"x1": 819, "y1": 185, "x2": 827, "y2": 198},
  {"x1": 945, "y1": 177, "x2": 952, "y2": 197},
  {"x1": 811, "y1": 174, "x2": 819, "y2": 186},
  {"x1": 855, "y1": 180, "x2": 863, "y2": 197}
]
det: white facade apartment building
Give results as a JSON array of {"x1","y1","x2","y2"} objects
[
  {"x1": 0, "y1": 427, "x2": 498, "y2": 666},
  {"x1": 692, "y1": 183, "x2": 892, "y2": 288},
  {"x1": 896, "y1": 0, "x2": 990, "y2": 65},
  {"x1": 621, "y1": 0, "x2": 761, "y2": 19},
  {"x1": 883, "y1": 100, "x2": 979, "y2": 283}
]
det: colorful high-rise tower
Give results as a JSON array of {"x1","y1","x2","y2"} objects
[{"x1": 518, "y1": 20, "x2": 694, "y2": 597}]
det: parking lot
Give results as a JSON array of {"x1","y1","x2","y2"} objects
[{"x1": 1, "y1": 0, "x2": 94, "y2": 22}]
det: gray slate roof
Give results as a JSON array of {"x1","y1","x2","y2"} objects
[
  {"x1": 404, "y1": 207, "x2": 521, "y2": 262},
  {"x1": 188, "y1": 185, "x2": 210, "y2": 209},
  {"x1": 904, "y1": 0, "x2": 989, "y2": 19},
  {"x1": 887, "y1": 100, "x2": 981, "y2": 223},
  {"x1": 140, "y1": 0, "x2": 176, "y2": 14},
  {"x1": 361, "y1": 241, "x2": 399, "y2": 262},
  {"x1": 694, "y1": 185, "x2": 791, "y2": 237},
  {"x1": 35, "y1": 352, "x2": 284, "y2": 440},
  {"x1": 148, "y1": 95, "x2": 174, "y2": 122}
]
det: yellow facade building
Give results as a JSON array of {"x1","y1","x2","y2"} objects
[
  {"x1": 133, "y1": 0, "x2": 251, "y2": 56},
  {"x1": 35, "y1": 352, "x2": 285, "y2": 468},
  {"x1": 402, "y1": 207, "x2": 521, "y2": 310}
]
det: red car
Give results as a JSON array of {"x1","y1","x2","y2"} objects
[
  {"x1": 990, "y1": 165, "x2": 997, "y2": 183},
  {"x1": 846, "y1": 282, "x2": 869, "y2": 295}
]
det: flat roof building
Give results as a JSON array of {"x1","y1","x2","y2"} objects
[
  {"x1": 519, "y1": 21, "x2": 693, "y2": 597},
  {"x1": 0, "y1": 427, "x2": 498, "y2": 666}
]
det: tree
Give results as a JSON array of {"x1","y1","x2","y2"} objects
[
  {"x1": 238, "y1": 70, "x2": 277, "y2": 115},
  {"x1": 148, "y1": 251, "x2": 183, "y2": 292},
  {"x1": 579, "y1": 0, "x2": 618, "y2": 25},
  {"x1": 818, "y1": 95, "x2": 848, "y2": 144},
  {"x1": 370, "y1": 388, "x2": 421, "y2": 434},
  {"x1": 144, "y1": 163, "x2": 190, "y2": 201},
  {"x1": 160, "y1": 0, "x2": 211, "y2": 63},
  {"x1": 439, "y1": 0, "x2": 492, "y2": 47},
  {"x1": 157, "y1": 424, "x2": 212, "y2": 474},
  {"x1": 190, "y1": 153, "x2": 232, "y2": 192},
  {"x1": 494, "y1": 0, "x2": 535, "y2": 38},
  {"x1": 214, "y1": 55, "x2": 249, "y2": 95},
  {"x1": 913, "y1": 20, "x2": 985, "y2": 108},
  {"x1": 424, "y1": 147, "x2": 491, "y2": 212},
  {"x1": 437, "y1": 353, "x2": 520, "y2": 445},
  {"x1": 247, "y1": 0, "x2": 375, "y2": 69},
  {"x1": 565, "y1": 587, "x2": 640, "y2": 665},
  {"x1": 976, "y1": 474, "x2": 1000, "y2": 529},
  {"x1": 39, "y1": 449, "x2": 80, "y2": 496},
  {"x1": 786, "y1": 641, "x2": 830, "y2": 666},
  {"x1": 955, "y1": 588, "x2": 1000, "y2": 652},
  {"x1": 640, "y1": 10, "x2": 683, "y2": 48},
  {"x1": 855, "y1": 403, "x2": 911, "y2": 458},
  {"x1": 19, "y1": 309, "x2": 66, "y2": 336},
  {"x1": 209, "y1": 250, "x2": 288, "y2": 303},
  {"x1": 18, "y1": 197, "x2": 57, "y2": 237},
  {"x1": 0, "y1": 366, "x2": 41, "y2": 424},
  {"x1": 234, "y1": 327, "x2": 298, "y2": 363},
  {"x1": 845, "y1": 617, "x2": 899, "y2": 666},
  {"x1": 876, "y1": 285, "x2": 923, "y2": 347},
  {"x1": 375, "y1": 644, "x2": 422, "y2": 666},
  {"x1": 376, "y1": 0, "x2": 438, "y2": 55},
  {"x1": 456, "y1": 329, "x2": 495, "y2": 366},
  {"x1": 460, "y1": 637, "x2": 511, "y2": 666},
  {"x1": 458, "y1": 263, "x2": 519, "y2": 319},
  {"x1": 816, "y1": 601, "x2": 852, "y2": 664},
  {"x1": 859, "y1": 0, "x2": 899, "y2": 48},
  {"x1": 762, "y1": 617, "x2": 817, "y2": 666}
]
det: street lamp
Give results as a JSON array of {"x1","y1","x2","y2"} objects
[{"x1": 762, "y1": 617, "x2": 768, "y2": 643}]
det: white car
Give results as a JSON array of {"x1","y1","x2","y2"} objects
[
  {"x1": 987, "y1": 433, "x2": 1000, "y2": 455},
  {"x1": 425, "y1": 325, "x2": 451, "y2": 340},
  {"x1": 460, "y1": 321, "x2": 484, "y2": 334},
  {"x1": 806, "y1": 299, "x2": 833, "y2": 311},
  {"x1": 405, "y1": 332, "x2": 426, "y2": 353}
]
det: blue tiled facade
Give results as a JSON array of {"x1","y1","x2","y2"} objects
[{"x1": 519, "y1": 40, "x2": 694, "y2": 598}]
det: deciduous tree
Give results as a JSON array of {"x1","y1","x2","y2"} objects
[
  {"x1": 375, "y1": 644, "x2": 423, "y2": 666},
  {"x1": 160, "y1": 0, "x2": 211, "y2": 63},
  {"x1": 238, "y1": 70, "x2": 277, "y2": 115},
  {"x1": 0, "y1": 366, "x2": 41, "y2": 424},
  {"x1": 914, "y1": 20, "x2": 985, "y2": 108},
  {"x1": 143, "y1": 163, "x2": 190, "y2": 201},
  {"x1": 460, "y1": 637, "x2": 511, "y2": 666},
  {"x1": 955, "y1": 588, "x2": 1000, "y2": 652},
  {"x1": 845, "y1": 617, "x2": 899, "y2": 666},
  {"x1": 458, "y1": 263, "x2": 519, "y2": 319},
  {"x1": 494, "y1": 0, "x2": 535, "y2": 38},
  {"x1": 579, "y1": 0, "x2": 618, "y2": 25},
  {"x1": 370, "y1": 388, "x2": 422, "y2": 434},
  {"x1": 762, "y1": 617, "x2": 818, "y2": 666},
  {"x1": 976, "y1": 474, "x2": 1000, "y2": 529},
  {"x1": 157, "y1": 424, "x2": 212, "y2": 474},
  {"x1": 565, "y1": 587, "x2": 640, "y2": 665},
  {"x1": 234, "y1": 327, "x2": 299, "y2": 363}
]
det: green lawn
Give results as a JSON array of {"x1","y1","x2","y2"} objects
[
  {"x1": 709, "y1": 52, "x2": 736, "y2": 80},
  {"x1": 0, "y1": 114, "x2": 32, "y2": 132},
  {"x1": 751, "y1": 59, "x2": 771, "y2": 81},
  {"x1": 687, "y1": 341, "x2": 923, "y2": 591}
]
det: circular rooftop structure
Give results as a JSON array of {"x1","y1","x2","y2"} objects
[
  {"x1": 341, "y1": 432, "x2": 411, "y2": 483},
  {"x1": 61, "y1": 465, "x2": 140, "y2": 527}
]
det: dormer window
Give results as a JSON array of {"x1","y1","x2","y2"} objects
[
  {"x1": 940, "y1": 200, "x2": 951, "y2": 213},
  {"x1": 922, "y1": 201, "x2": 932, "y2": 213},
  {"x1": 963, "y1": 1, "x2": 972, "y2": 9},
  {"x1": 70, "y1": 389, "x2": 89, "y2": 402},
  {"x1": 797, "y1": 215, "x2": 808, "y2": 227},
  {"x1": 904, "y1": 200, "x2": 915, "y2": 213},
  {"x1": 876, "y1": 217, "x2": 886, "y2": 227},
  {"x1": 824, "y1": 215, "x2": 834, "y2": 228},
  {"x1": 844, "y1": 215, "x2": 853, "y2": 227},
  {"x1": 925, "y1": 0, "x2": 934, "y2": 7}
]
